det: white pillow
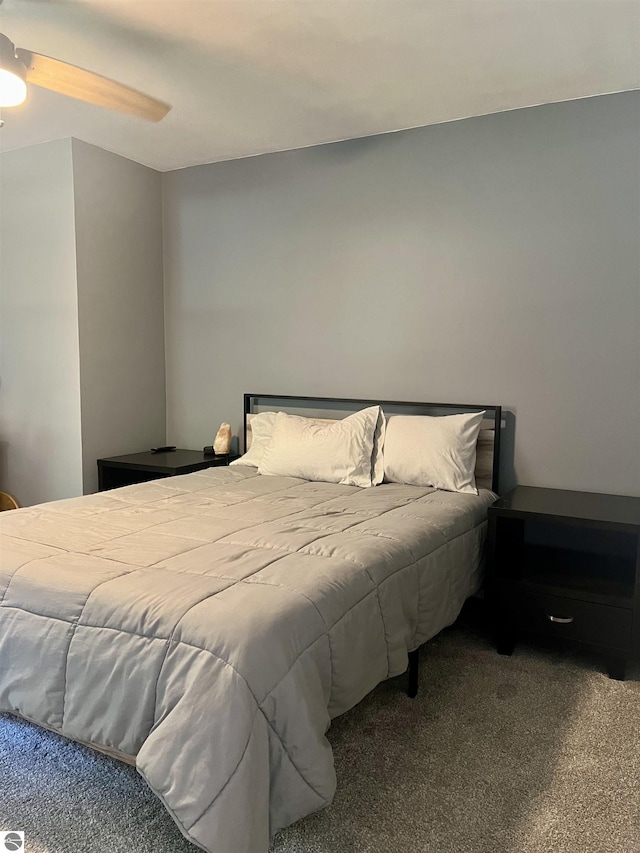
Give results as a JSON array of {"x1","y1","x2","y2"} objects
[
  {"x1": 258, "y1": 406, "x2": 382, "y2": 488},
  {"x1": 229, "y1": 411, "x2": 277, "y2": 468},
  {"x1": 383, "y1": 411, "x2": 485, "y2": 494},
  {"x1": 230, "y1": 411, "x2": 335, "y2": 469}
]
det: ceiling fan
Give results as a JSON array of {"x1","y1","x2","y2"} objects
[{"x1": 0, "y1": 32, "x2": 171, "y2": 121}]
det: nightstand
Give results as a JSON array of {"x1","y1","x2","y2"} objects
[
  {"x1": 97, "y1": 450, "x2": 238, "y2": 491},
  {"x1": 486, "y1": 485, "x2": 640, "y2": 680}
]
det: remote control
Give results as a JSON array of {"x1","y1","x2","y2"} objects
[{"x1": 150, "y1": 446, "x2": 177, "y2": 453}]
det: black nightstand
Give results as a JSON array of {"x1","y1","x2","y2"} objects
[
  {"x1": 486, "y1": 485, "x2": 640, "y2": 680},
  {"x1": 97, "y1": 450, "x2": 238, "y2": 491}
]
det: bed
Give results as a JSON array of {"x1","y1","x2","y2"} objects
[{"x1": 0, "y1": 394, "x2": 501, "y2": 853}]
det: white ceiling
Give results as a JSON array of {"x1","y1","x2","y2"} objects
[{"x1": 0, "y1": 0, "x2": 638, "y2": 172}]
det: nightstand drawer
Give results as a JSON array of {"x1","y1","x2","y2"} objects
[{"x1": 498, "y1": 591, "x2": 633, "y2": 651}]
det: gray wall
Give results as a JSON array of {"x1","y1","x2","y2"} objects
[
  {"x1": 0, "y1": 139, "x2": 166, "y2": 505},
  {"x1": 72, "y1": 140, "x2": 166, "y2": 494},
  {"x1": 0, "y1": 139, "x2": 84, "y2": 506},
  {"x1": 163, "y1": 92, "x2": 640, "y2": 496}
]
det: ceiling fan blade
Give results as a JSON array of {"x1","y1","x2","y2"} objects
[{"x1": 15, "y1": 48, "x2": 171, "y2": 122}]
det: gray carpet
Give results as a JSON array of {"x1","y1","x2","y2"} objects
[{"x1": 2, "y1": 606, "x2": 639, "y2": 853}]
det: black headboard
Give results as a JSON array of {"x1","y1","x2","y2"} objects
[{"x1": 244, "y1": 393, "x2": 502, "y2": 493}]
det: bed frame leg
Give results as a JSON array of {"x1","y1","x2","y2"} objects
[{"x1": 407, "y1": 648, "x2": 419, "y2": 698}]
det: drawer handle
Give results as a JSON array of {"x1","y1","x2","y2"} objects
[{"x1": 546, "y1": 614, "x2": 574, "y2": 624}]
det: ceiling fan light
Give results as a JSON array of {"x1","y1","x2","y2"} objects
[
  {"x1": 0, "y1": 34, "x2": 27, "y2": 107},
  {"x1": 0, "y1": 67, "x2": 27, "y2": 106}
]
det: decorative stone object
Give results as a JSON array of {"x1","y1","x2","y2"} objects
[{"x1": 213, "y1": 422, "x2": 232, "y2": 454}]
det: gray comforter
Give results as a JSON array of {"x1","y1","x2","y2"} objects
[{"x1": 0, "y1": 466, "x2": 494, "y2": 853}]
